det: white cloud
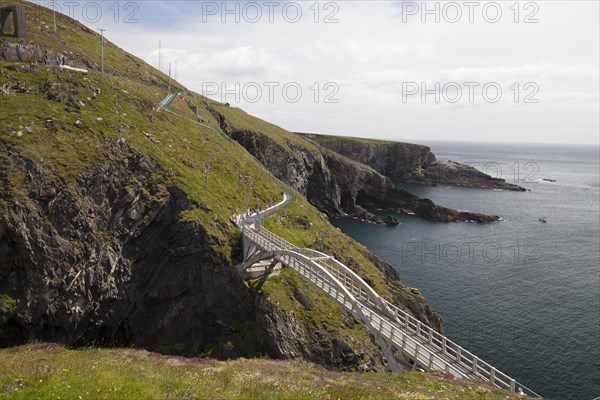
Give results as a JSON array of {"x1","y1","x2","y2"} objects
[{"x1": 61, "y1": 0, "x2": 600, "y2": 144}]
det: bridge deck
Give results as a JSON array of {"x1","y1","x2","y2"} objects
[{"x1": 238, "y1": 195, "x2": 540, "y2": 397}]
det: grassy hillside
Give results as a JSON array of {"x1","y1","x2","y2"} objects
[
  {"x1": 0, "y1": 344, "x2": 531, "y2": 400},
  {"x1": 0, "y1": 3, "x2": 529, "y2": 398},
  {"x1": 298, "y1": 132, "x2": 400, "y2": 146},
  {"x1": 1, "y1": 1, "x2": 430, "y2": 302},
  {"x1": 210, "y1": 104, "x2": 321, "y2": 152},
  {"x1": 0, "y1": 0, "x2": 437, "y2": 358}
]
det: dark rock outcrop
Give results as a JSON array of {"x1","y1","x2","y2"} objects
[
  {"x1": 384, "y1": 215, "x2": 399, "y2": 226},
  {"x1": 0, "y1": 144, "x2": 254, "y2": 355},
  {"x1": 302, "y1": 134, "x2": 525, "y2": 191},
  {"x1": 0, "y1": 142, "x2": 441, "y2": 372},
  {"x1": 207, "y1": 109, "x2": 499, "y2": 224}
]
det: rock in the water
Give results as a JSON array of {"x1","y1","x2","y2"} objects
[
  {"x1": 210, "y1": 113, "x2": 500, "y2": 224},
  {"x1": 384, "y1": 215, "x2": 399, "y2": 226}
]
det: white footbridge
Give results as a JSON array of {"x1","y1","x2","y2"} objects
[{"x1": 235, "y1": 193, "x2": 541, "y2": 397}]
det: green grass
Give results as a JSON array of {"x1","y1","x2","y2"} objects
[
  {"x1": 262, "y1": 200, "x2": 391, "y2": 298},
  {"x1": 0, "y1": 344, "x2": 536, "y2": 399},
  {"x1": 0, "y1": 59, "x2": 283, "y2": 256},
  {"x1": 2, "y1": 0, "x2": 453, "y2": 383},
  {"x1": 298, "y1": 132, "x2": 409, "y2": 146},
  {"x1": 260, "y1": 267, "x2": 378, "y2": 355},
  {"x1": 5, "y1": 0, "x2": 176, "y2": 87},
  {"x1": 209, "y1": 103, "x2": 320, "y2": 153},
  {"x1": 0, "y1": 295, "x2": 16, "y2": 312}
]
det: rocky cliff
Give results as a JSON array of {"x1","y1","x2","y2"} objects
[
  {"x1": 0, "y1": 0, "x2": 444, "y2": 373},
  {"x1": 1, "y1": 141, "x2": 430, "y2": 371},
  {"x1": 1, "y1": 144, "x2": 252, "y2": 355},
  {"x1": 208, "y1": 105, "x2": 500, "y2": 223},
  {"x1": 302, "y1": 134, "x2": 526, "y2": 191}
]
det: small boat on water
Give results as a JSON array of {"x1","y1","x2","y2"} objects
[{"x1": 538, "y1": 217, "x2": 547, "y2": 223}]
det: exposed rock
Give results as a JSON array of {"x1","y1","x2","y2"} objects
[
  {"x1": 0, "y1": 147, "x2": 257, "y2": 356},
  {"x1": 362, "y1": 275, "x2": 375, "y2": 288},
  {"x1": 293, "y1": 288, "x2": 313, "y2": 311},
  {"x1": 0, "y1": 42, "x2": 44, "y2": 63},
  {"x1": 384, "y1": 215, "x2": 399, "y2": 226},
  {"x1": 0, "y1": 81, "x2": 28, "y2": 94},
  {"x1": 254, "y1": 297, "x2": 386, "y2": 371},
  {"x1": 207, "y1": 108, "x2": 499, "y2": 224},
  {"x1": 302, "y1": 134, "x2": 526, "y2": 191}
]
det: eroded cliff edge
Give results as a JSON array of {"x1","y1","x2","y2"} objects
[
  {"x1": 301, "y1": 133, "x2": 526, "y2": 191},
  {"x1": 0, "y1": 142, "x2": 438, "y2": 372},
  {"x1": 207, "y1": 105, "x2": 500, "y2": 224},
  {"x1": 0, "y1": 1, "x2": 445, "y2": 373}
]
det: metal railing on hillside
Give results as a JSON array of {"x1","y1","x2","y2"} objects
[{"x1": 239, "y1": 195, "x2": 542, "y2": 398}]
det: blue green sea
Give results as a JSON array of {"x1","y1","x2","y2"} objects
[{"x1": 333, "y1": 141, "x2": 600, "y2": 400}]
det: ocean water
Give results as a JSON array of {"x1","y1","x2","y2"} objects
[{"x1": 333, "y1": 141, "x2": 600, "y2": 400}]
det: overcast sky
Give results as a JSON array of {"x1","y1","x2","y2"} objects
[{"x1": 42, "y1": 1, "x2": 599, "y2": 144}]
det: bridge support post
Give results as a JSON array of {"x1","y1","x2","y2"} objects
[
  {"x1": 374, "y1": 334, "x2": 402, "y2": 373},
  {"x1": 242, "y1": 227, "x2": 259, "y2": 262},
  {"x1": 411, "y1": 345, "x2": 420, "y2": 371}
]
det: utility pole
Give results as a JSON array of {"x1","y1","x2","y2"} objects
[
  {"x1": 158, "y1": 40, "x2": 162, "y2": 72},
  {"x1": 98, "y1": 28, "x2": 106, "y2": 73},
  {"x1": 175, "y1": 60, "x2": 178, "y2": 81},
  {"x1": 52, "y1": 0, "x2": 56, "y2": 33},
  {"x1": 168, "y1": 62, "x2": 172, "y2": 90}
]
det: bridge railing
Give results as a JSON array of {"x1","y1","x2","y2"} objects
[
  {"x1": 378, "y1": 295, "x2": 539, "y2": 394},
  {"x1": 257, "y1": 228, "x2": 298, "y2": 251},
  {"x1": 257, "y1": 228, "x2": 392, "y2": 313},
  {"x1": 244, "y1": 228, "x2": 465, "y2": 376},
  {"x1": 244, "y1": 229, "x2": 375, "y2": 327},
  {"x1": 242, "y1": 206, "x2": 541, "y2": 398}
]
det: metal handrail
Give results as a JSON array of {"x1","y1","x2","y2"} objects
[{"x1": 239, "y1": 195, "x2": 542, "y2": 398}]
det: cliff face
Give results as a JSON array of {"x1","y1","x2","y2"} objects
[
  {"x1": 303, "y1": 134, "x2": 525, "y2": 191},
  {"x1": 0, "y1": 143, "x2": 444, "y2": 371},
  {"x1": 0, "y1": 143, "x2": 409, "y2": 371},
  {"x1": 209, "y1": 105, "x2": 499, "y2": 223},
  {"x1": 0, "y1": 0, "x2": 446, "y2": 373},
  {"x1": 303, "y1": 135, "x2": 436, "y2": 182},
  {"x1": 0, "y1": 144, "x2": 251, "y2": 354}
]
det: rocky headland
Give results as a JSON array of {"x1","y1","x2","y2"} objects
[
  {"x1": 301, "y1": 133, "x2": 526, "y2": 191},
  {"x1": 0, "y1": 2, "x2": 533, "y2": 388},
  {"x1": 1, "y1": 1, "x2": 450, "y2": 374},
  {"x1": 207, "y1": 106, "x2": 500, "y2": 224}
]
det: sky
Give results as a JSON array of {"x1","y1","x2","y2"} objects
[{"x1": 38, "y1": 1, "x2": 599, "y2": 144}]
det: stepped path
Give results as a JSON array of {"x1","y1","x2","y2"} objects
[
  {"x1": 235, "y1": 193, "x2": 541, "y2": 398},
  {"x1": 155, "y1": 91, "x2": 181, "y2": 111},
  {"x1": 154, "y1": 91, "x2": 237, "y2": 144}
]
